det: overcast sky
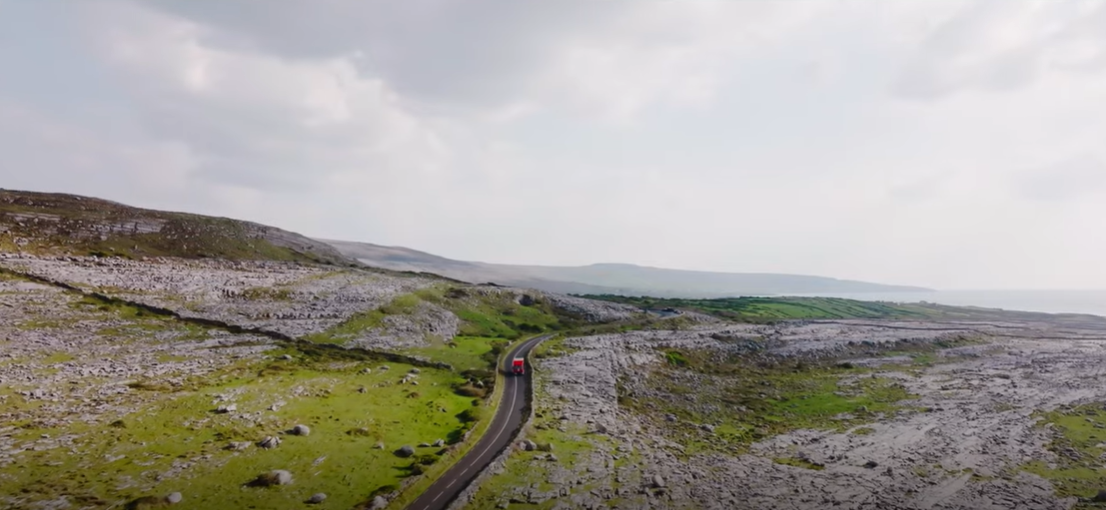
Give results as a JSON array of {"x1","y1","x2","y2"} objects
[{"x1": 2, "y1": 0, "x2": 1105, "y2": 290}]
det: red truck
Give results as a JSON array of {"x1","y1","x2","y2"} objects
[{"x1": 511, "y1": 357, "x2": 525, "y2": 375}]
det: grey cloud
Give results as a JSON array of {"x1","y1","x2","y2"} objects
[
  {"x1": 144, "y1": 0, "x2": 625, "y2": 109},
  {"x1": 892, "y1": 0, "x2": 1106, "y2": 100},
  {"x1": 1017, "y1": 154, "x2": 1106, "y2": 201}
]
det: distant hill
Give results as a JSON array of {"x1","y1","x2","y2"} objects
[
  {"x1": 322, "y1": 239, "x2": 932, "y2": 298},
  {"x1": 0, "y1": 189, "x2": 356, "y2": 265}
]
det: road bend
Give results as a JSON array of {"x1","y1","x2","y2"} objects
[{"x1": 405, "y1": 333, "x2": 552, "y2": 510}]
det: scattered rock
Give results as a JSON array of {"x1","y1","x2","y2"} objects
[
  {"x1": 1094, "y1": 490, "x2": 1106, "y2": 503},
  {"x1": 522, "y1": 439, "x2": 537, "y2": 451},
  {"x1": 379, "y1": 365, "x2": 390, "y2": 371},
  {"x1": 375, "y1": 441, "x2": 386, "y2": 450},
  {"x1": 548, "y1": 453, "x2": 559, "y2": 462},
  {"x1": 227, "y1": 441, "x2": 252, "y2": 451},
  {"x1": 215, "y1": 404, "x2": 237, "y2": 414},
  {"x1": 307, "y1": 493, "x2": 327, "y2": 504},
  {"x1": 665, "y1": 414, "x2": 678, "y2": 422},
  {"x1": 165, "y1": 492, "x2": 182, "y2": 505},
  {"x1": 259, "y1": 436, "x2": 281, "y2": 449},
  {"x1": 250, "y1": 470, "x2": 293, "y2": 487},
  {"x1": 347, "y1": 427, "x2": 372, "y2": 437},
  {"x1": 291, "y1": 424, "x2": 310, "y2": 436},
  {"x1": 280, "y1": 354, "x2": 293, "y2": 361},
  {"x1": 418, "y1": 442, "x2": 431, "y2": 448},
  {"x1": 432, "y1": 439, "x2": 444, "y2": 447},
  {"x1": 409, "y1": 368, "x2": 420, "y2": 374},
  {"x1": 396, "y1": 445, "x2": 415, "y2": 458},
  {"x1": 864, "y1": 460, "x2": 879, "y2": 469},
  {"x1": 700, "y1": 424, "x2": 715, "y2": 433},
  {"x1": 370, "y1": 495, "x2": 388, "y2": 509},
  {"x1": 652, "y1": 474, "x2": 666, "y2": 488}
]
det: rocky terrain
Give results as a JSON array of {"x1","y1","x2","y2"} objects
[
  {"x1": 10, "y1": 188, "x2": 1106, "y2": 510},
  {"x1": 462, "y1": 319, "x2": 1106, "y2": 510},
  {"x1": 0, "y1": 253, "x2": 636, "y2": 510},
  {"x1": 0, "y1": 189, "x2": 355, "y2": 265}
]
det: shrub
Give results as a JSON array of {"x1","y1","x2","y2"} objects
[
  {"x1": 454, "y1": 383, "x2": 486, "y2": 398},
  {"x1": 664, "y1": 350, "x2": 688, "y2": 367},
  {"x1": 458, "y1": 407, "x2": 486, "y2": 424}
]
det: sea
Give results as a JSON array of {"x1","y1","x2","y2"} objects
[{"x1": 793, "y1": 290, "x2": 1106, "y2": 317}]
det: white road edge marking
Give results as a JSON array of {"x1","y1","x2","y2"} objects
[{"x1": 415, "y1": 336, "x2": 544, "y2": 508}]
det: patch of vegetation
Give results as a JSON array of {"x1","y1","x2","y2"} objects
[
  {"x1": 466, "y1": 422, "x2": 593, "y2": 509},
  {"x1": 304, "y1": 292, "x2": 425, "y2": 345},
  {"x1": 851, "y1": 426, "x2": 876, "y2": 435},
  {"x1": 239, "y1": 286, "x2": 293, "y2": 301},
  {"x1": 40, "y1": 351, "x2": 76, "y2": 364},
  {"x1": 584, "y1": 295, "x2": 936, "y2": 322},
  {"x1": 620, "y1": 348, "x2": 922, "y2": 454},
  {"x1": 0, "y1": 352, "x2": 476, "y2": 510},
  {"x1": 1021, "y1": 403, "x2": 1106, "y2": 503},
  {"x1": 664, "y1": 350, "x2": 689, "y2": 367},
  {"x1": 403, "y1": 336, "x2": 503, "y2": 373},
  {"x1": 585, "y1": 294, "x2": 1106, "y2": 326},
  {"x1": 532, "y1": 335, "x2": 580, "y2": 360}
]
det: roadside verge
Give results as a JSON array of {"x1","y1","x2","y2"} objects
[{"x1": 389, "y1": 334, "x2": 545, "y2": 509}]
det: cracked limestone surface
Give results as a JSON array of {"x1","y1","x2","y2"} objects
[
  {"x1": 0, "y1": 254, "x2": 441, "y2": 345},
  {"x1": 466, "y1": 320, "x2": 1106, "y2": 510}
]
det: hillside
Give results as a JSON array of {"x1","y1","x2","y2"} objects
[
  {"x1": 588, "y1": 294, "x2": 1106, "y2": 327},
  {"x1": 323, "y1": 239, "x2": 931, "y2": 298},
  {"x1": 0, "y1": 189, "x2": 356, "y2": 265}
]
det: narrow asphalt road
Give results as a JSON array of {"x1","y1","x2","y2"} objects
[{"x1": 405, "y1": 334, "x2": 552, "y2": 510}]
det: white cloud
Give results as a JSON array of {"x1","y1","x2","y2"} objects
[{"x1": 2, "y1": 0, "x2": 1106, "y2": 290}]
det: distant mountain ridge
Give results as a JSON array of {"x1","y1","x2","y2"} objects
[{"x1": 321, "y1": 239, "x2": 932, "y2": 298}]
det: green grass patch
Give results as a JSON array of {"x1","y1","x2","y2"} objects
[
  {"x1": 531, "y1": 336, "x2": 580, "y2": 360},
  {"x1": 303, "y1": 293, "x2": 428, "y2": 345},
  {"x1": 1020, "y1": 403, "x2": 1106, "y2": 503},
  {"x1": 584, "y1": 294, "x2": 1106, "y2": 326},
  {"x1": 0, "y1": 354, "x2": 476, "y2": 510},
  {"x1": 620, "y1": 349, "x2": 920, "y2": 453},
  {"x1": 40, "y1": 351, "x2": 75, "y2": 364},
  {"x1": 402, "y1": 336, "x2": 501, "y2": 372},
  {"x1": 583, "y1": 295, "x2": 937, "y2": 322},
  {"x1": 664, "y1": 350, "x2": 689, "y2": 367},
  {"x1": 466, "y1": 423, "x2": 593, "y2": 509}
]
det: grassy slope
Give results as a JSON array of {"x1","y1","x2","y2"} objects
[
  {"x1": 305, "y1": 286, "x2": 574, "y2": 371},
  {"x1": 585, "y1": 294, "x2": 1106, "y2": 324},
  {"x1": 0, "y1": 189, "x2": 351, "y2": 264},
  {"x1": 0, "y1": 287, "x2": 487, "y2": 510}
]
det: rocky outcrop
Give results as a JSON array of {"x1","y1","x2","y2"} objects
[{"x1": 466, "y1": 321, "x2": 1106, "y2": 509}]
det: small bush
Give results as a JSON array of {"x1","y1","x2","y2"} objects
[
  {"x1": 454, "y1": 383, "x2": 487, "y2": 398},
  {"x1": 664, "y1": 350, "x2": 688, "y2": 367},
  {"x1": 458, "y1": 407, "x2": 486, "y2": 424}
]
